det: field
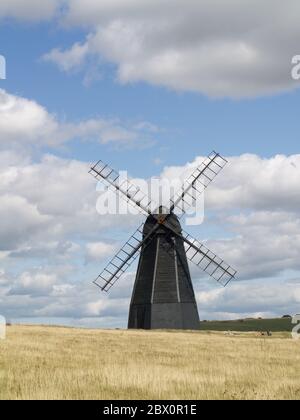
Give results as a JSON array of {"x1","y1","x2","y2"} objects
[
  {"x1": 0, "y1": 325, "x2": 300, "y2": 400},
  {"x1": 199, "y1": 317, "x2": 293, "y2": 332}
]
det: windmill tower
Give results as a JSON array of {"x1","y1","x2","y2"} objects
[{"x1": 89, "y1": 152, "x2": 236, "y2": 330}]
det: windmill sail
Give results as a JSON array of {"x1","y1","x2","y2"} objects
[
  {"x1": 89, "y1": 160, "x2": 159, "y2": 216},
  {"x1": 159, "y1": 225, "x2": 236, "y2": 286},
  {"x1": 170, "y1": 151, "x2": 227, "y2": 217},
  {"x1": 93, "y1": 223, "x2": 145, "y2": 292},
  {"x1": 94, "y1": 220, "x2": 164, "y2": 291},
  {"x1": 181, "y1": 231, "x2": 236, "y2": 286}
]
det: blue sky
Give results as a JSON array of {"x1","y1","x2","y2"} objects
[
  {"x1": 2, "y1": 17, "x2": 300, "y2": 171},
  {"x1": 1, "y1": 1, "x2": 300, "y2": 327}
]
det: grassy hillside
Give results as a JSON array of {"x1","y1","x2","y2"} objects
[
  {"x1": 0, "y1": 325, "x2": 299, "y2": 400},
  {"x1": 200, "y1": 317, "x2": 293, "y2": 332}
]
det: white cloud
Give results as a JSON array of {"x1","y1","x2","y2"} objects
[
  {"x1": 0, "y1": 270, "x2": 9, "y2": 287},
  {"x1": 204, "y1": 215, "x2": 300, "y2": 281},
  {"x1": 208, "y1": 154, "x2": 300, "y2": 213},
  {"x1": 85, "y1": 299, "x2": 110, "y2": 317},
  {"x1": 2, "y1": 2, "x2": 300, "y2": 98},
  {"x1": 43, "y1": 42, "x2": 89, "y2": 73},
  {"x1": 162, "y1": 153, "x2": 300, "y2": 213},
  {"x1": 4, "y1": 1, "x2": 300, "y2": 98},
  {"x1": 0, "y1": 89, "x2": 59, "y2": 147},
  {"x1": 0, "y1": 153, "x2": 140, "y2": 253},
  {"x1": 0, "y1": 142, "x2": 300, "y2": 322},
  {"x1": 86, "y1": 242, "x2": 118, "y2": 262},
  {"x1": 160, "y1": 153, "x2": 300, "y2": 282},
  {"x1": 195, "y1": 277, "x2": 300, "y2": 320},
  {"x1": 0, "y1": 89, "x2": 158, "y2": 149},
  {"x1": 10, "y1": 271, "x2": 58, "y2": 296},
  {"x1": 0, "y1": 0, "x2": 61, "y2": 21},
  {"x1": 0, "y1": 194, "x2": 51, "y2": 251},
  {"x1": 41, "y1": 0, "x2": 300, "y2": 98}
]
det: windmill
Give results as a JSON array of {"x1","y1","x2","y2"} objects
[{"x1": 89, "y1": 151, "x2": 236, "y2": 330}]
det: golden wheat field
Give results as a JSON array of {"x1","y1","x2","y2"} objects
[{"x1": 0, "y1": 325, "x2": 299, "y2": 400}]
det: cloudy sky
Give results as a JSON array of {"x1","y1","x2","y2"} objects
[{"x1": 1, "y1": 0, "x2": 300, "y2": 327}]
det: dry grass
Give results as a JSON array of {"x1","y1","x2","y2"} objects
[{"x1": 0, "y1": 325, "x2": 300, "y2": 400}]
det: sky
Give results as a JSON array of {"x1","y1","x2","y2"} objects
[{"x1": 0, "y1": 0, "x2": 300, "y2": 328}]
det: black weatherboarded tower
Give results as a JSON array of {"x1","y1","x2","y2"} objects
[
  {"x1": 128, "y1": 211, "x2": 200, "y2": 329},
  {"x1": 89, "y1": 151, "x2": 236, "y2": 330}
]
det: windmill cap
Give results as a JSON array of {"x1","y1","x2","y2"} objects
[
  {"x1": 144, "y1": 211, "x2": 182, "y2": 236},
  {"x1": 155, "y1": 205, "x2": 169, "y2": 215}
]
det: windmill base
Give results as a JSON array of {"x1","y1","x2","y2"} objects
[{"x1": 128, "y1": 303, "x2": 200, "y2": 330}]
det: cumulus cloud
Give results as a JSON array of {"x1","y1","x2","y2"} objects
[
  {"x1": 195, "y1": 277, "x2": 300, "y2": 320},
  {"x1": 1, "y1": 92, "x2": 300, "y2": 323},
  {"x1": 86, "y1": 242, "x2": 118, "y2": 262},
  {"x1": 43, "y1": 42, "x2": 89, "y2": 73},
  {"x1": 0, "y1": 89, "x2": 59, "y2": 147},
  {"x1": 2, "y1": 2, "x2": 300, "y2": 98},
  {"x1": 0, "y1": 147, "x2": 140, "y2": 326},
  {"x1": 0, "y1": 153, "x2": 141, "y2": 253},
  {"x1": 206, "y1": 154, "x2": 300, "y2": 213},
  {"x1": 0, "y1": 194, "x2": 52, "y2": 251},
  {"x1": 205, "y1": 214, "x2": 300, "y2": 281},
  {"x1": 161, "y1": 153, "x2": 300, "y2": 213},
  {"x1": 0, "y1": 0, "x2": 61, "y2": 21},
  {"x1": 0, "y1": 270, "x2": 9, "y2": 287},
  {"x1": 0, "y1": 89, "x2": 158, "y2": 149},
  {"x1": 0, "y1": 263, "x2": 131, "y2": 324},
  {"x1": 160, "y1": 153, "x2": 300, "y2": 283},
  {"x1": 9, "y1": 271, "x2": 58, "y2": 296},
  {"x1": 0, "y1": 150, "x2": 300, "y2": 323},
  {"x1": 41, "y1": 0, "x2": 300, "y2": 98}
]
